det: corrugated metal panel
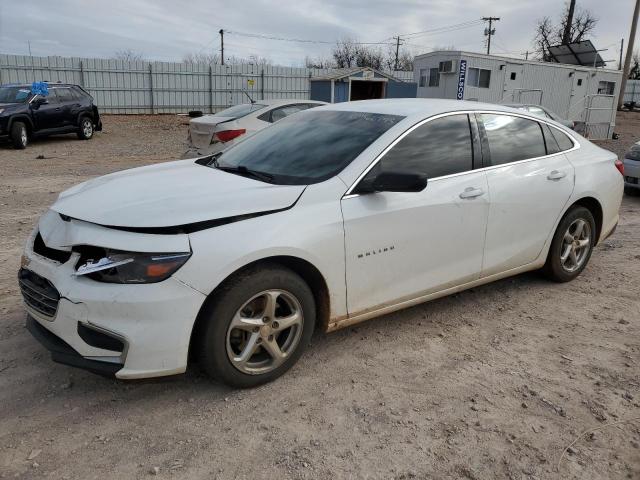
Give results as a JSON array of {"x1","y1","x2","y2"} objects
[
  {"x1": 624, "y1": 79, "x2": 640, "y2": 103},
  {"x1": 0, "y1": 54, "x2": 411, "y2": 113}
]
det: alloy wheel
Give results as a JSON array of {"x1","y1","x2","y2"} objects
[
  {"x1": 82, "y1": 119, "x2": 93, "y2": 138},
  {"x1": 20, "y1": 127, "x2": 27, "y2": 147},
  {"x1": 226, "y1": 289, "x2": 303, "y2": 375},
  {"x1": 560, "y1": 218, "x2": 591, "y2": 273}
]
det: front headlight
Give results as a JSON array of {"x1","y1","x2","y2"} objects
[
  {"x1": 75, "y1": 248, "x2": 191, "y2": 284},
  {"x1": 0, "y1": 108, "x2": 4, "y2": 114}
]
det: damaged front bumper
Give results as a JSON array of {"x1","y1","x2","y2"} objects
[{"x1": 20, "y1": 211, "x2": 207, "y2": 379}]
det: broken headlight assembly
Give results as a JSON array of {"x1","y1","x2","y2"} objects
[{"x1": 74, "y1": 247, "x2": 191, "y2": 284}]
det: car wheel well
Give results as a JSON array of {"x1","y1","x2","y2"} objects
[
  {"x1": 188, "y1": 256, "x2": 331, "y2": 361},
  {"x1": 571, "y1": 197, "x2": 602, "y2": 243}
]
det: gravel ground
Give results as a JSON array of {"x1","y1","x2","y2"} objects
[{"x1": 0, "y1": 112, "x2": 639, "y2": 480}]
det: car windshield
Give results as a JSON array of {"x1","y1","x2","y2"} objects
[
  {"x1": 213, "y1": 110, "x2": 404, "y2": 185},
  {"x1": 214, "y1": 103, "x2": 267, "y2": 119},
  {"x1": 0, "y1": 86, "x2": 32, "y2": 103}
]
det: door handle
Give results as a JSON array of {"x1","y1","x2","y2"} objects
[
  {"x1": 547, "y1": 170, "x2": 567, "y2": 181},
  {"x1": 459, "y1": 187, "x2": 485, "y2": 199}
]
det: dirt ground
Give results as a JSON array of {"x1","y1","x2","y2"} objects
[{"x1": 0, "y1": 113, "x2": 639, "y2": 480}]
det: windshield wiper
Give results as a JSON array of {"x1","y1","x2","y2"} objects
[{"x1": 217, "y1": 165, "x2": 275, "y2": 183}]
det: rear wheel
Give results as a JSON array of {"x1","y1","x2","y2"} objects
[
  {"x1": 196, "y1": 264, "x2": 316, "y2": 388},
  {"x1": 10, "y1": 121, "x2": 28, "y2": 149},
  {"x1": 77, "y1": 116, "x2": 94, "y2": 140},
  {"x1": 543, "y1": 206, "x2": 596, "y2": 282}
]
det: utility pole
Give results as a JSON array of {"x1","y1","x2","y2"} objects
[
  {"x1": 393, "y1": 36, "x2": 403, "y2": 71},
  {"x1": 219, "y1": 29, "x2": 225, "y2": 65},
  {"x1": 618, "y1": 0, "x2": 639, "y2": 110},
  {"x1": 619, "y1": 38, "x2": 624, "y2": 70},
  {"x1": 562, "y1": 0, "x2": 576, "y2": 45},
  {"x1": 482, "y1": 17, "x2": 500, "y2": 55}
]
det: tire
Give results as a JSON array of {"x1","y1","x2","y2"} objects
[
  {"x1": 77, "y1": 116, "x2": 94, "y2": 140},
  {"x1": 543, "y1": 206, "x2": 596, "y2": 282},
  {"x1": 624, "y1": 186, "x2": 640, "y2": 196},
  {"x1": 10, "y1": 121, "x2": 28, "y2": 149},
  {"x1": 196, "y1": 264, "x2": 316, "y2": 388}
]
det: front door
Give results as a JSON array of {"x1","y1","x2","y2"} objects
[
  {"x1": 478, "y1": 113, "x2": 574, "y2": 276},
  {"x1": 31, "y1": 91, "x2": 63, "y2": 130},
  {"x1": 503, "y1": 63, "x2": 524, "y2": 102},
  {"x1": 341, "y1": 113, "x2": 489, "y2": 315}
]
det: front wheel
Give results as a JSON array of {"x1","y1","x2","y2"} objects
[
  {"x1": 543, "y1": 206, "x2": 596, "y2": 282},
  {"x1": 10, "y1": 121, "x2": 28, "y2": 149},
  {"x1": 196, "y1": 265, "x2": 316, "y2": 388},
  {"x1": 77, "y1": 116, "x2": 94, "y2": 140}
]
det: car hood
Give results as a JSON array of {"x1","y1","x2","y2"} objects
[{"x1": 51, "y1": 159, "x2": 305, "y2": 230}]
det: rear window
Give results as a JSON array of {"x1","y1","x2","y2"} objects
[
  {"x1": 215, "y1": 110, "x2": 404, "y2": 185},
  {"x1": 215, "y1": 103, "x2": 266, "y2": 120}
]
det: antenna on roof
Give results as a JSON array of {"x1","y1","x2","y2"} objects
[{"x1": 242, "y1": 90, "x2": 255, "y2": 104}]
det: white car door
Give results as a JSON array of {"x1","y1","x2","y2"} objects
[
  {"x1": 478, "y1": 113, "x2": 575, "y2": 276},
  {"x1": 341, "y1": 113, "x2": 490, "y2": 315}
]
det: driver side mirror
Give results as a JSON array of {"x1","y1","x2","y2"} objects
[{"x1": 355, "y1": 170, "x2": 428, "y2": 194}]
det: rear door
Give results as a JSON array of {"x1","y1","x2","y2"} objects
[
  {"x1": 341, "y1": 113, "x2": 489, "y2": 315},
  {"x1": 478, "y1": 113, "x2": 574, "y2": 276},
  {"x1": 54, "y1": 87, "x2": 81, "y2": 128}
]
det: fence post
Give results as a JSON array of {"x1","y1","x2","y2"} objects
[
  {"x1": 261, "y1": 68, "x2": 265, "y2": 100},
  {"x1": 209, "y1": 65, "x2": 213, "y2": 113},
  {"x1": 79, "y1": 60, "x2": 85, "y2": 87},
  {"x1": 149, "y1": 63, "x2": 154, "y2": 114}
]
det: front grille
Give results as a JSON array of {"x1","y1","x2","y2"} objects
[
  {"x1": 18, "y1": 269, "x2": 60, "y2": 318},
  {"x1": 33, "y1": 232, "x2": 72, "y2": 264}
]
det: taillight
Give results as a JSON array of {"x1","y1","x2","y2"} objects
[
  {"x1": 614, "y1": 159, "x2": 624, "y2": 176},
  {"x1": 214, "y1": 129, "x2": 246, "y2": 143}
]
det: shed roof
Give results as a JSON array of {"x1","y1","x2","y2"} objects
[{"x1": 310, "y1": 67, "x2": 405, "y2": 82}]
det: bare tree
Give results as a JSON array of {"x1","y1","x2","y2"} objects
[
  {"x1": 305, "y1": 56, "x2": 335, "y2": 69},
  {"x1": 533, "y1": 2, "x2": 598, "y2": 61},
  {"x1": 182, "y1": 52, "x2": 221, "y2": 65},
  {"x1": 630, "y1": 51, "x2": 640, "y2": 80},
  {"x1": 383, "y1": 46, "x2": 414, "y2": 71},
  {"x1": 113, "y1": 49, "x2": 145, "y2": 62},
  {"x1": 332, "y1": 38, "x2": 386, "y2": 69}
]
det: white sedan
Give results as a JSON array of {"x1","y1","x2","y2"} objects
[
  {"x1": 20, "y1": 99, "x2": 623, "y2": 387},
  {"x1": 183, "y1": 99, "x2": 326, "y2": 158}
]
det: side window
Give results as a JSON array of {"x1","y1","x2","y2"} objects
[
  {"x1": 45, "y1": 90, "x2": 60, "y2": 104},
  {"x1": 72, "y1": 86, "x2": 89, "y2": 100},
  {"x1": 480, "y1": 114, "x2": 546, "y2": 165},
  {"x1": 55, "y1": 88, "x2": 75, "y2": 102},
  {"x1": 370, "y1": 114, "x2": 474, "y2": 180},
  {"x1": 549, "y1": 126, "x2": 574, "y2": 152},
  {"x1": 540, "y1": 123, "x2": 560, "y2": 154}
]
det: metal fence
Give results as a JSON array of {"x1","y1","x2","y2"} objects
[
  {"x1": 0, "y1": 54, "x2": 413, "y2": 114},
  {"x1": 623, "y1": 79, "x2": 640, "y2": 104}
]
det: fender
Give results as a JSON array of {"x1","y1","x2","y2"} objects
[{"x1": 7, "y1": 114, "x2": 34, "y2": 133}]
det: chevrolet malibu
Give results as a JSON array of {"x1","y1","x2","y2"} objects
[{"x1": 20, "y1": 99, "x2": 623, "y2": 388}]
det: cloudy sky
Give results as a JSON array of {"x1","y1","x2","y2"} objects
[{"x1": 0, "y1": 0, "x2": 635, "y2": 67}]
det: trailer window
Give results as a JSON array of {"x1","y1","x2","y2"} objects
[
  {"x1": 428, "y1": 68, "x2": 440, "y2": 87},
  {"x1": 468, "y1": 68, "x2": 491, "y2": 88},
  {"x1": 597, "y1": 81, "x2": 615, "y2": 95}
]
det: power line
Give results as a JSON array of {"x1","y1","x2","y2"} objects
[
  {"x1": 399, "y1": 19, "x2": 484, "y2": 39},
  {"x1": 226, "y1": 30, "x2": 393, "y2": 45}
]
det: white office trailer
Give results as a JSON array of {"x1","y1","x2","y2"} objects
[{"x1": 414, "y1": 51, "x2": 623, "y2": 139}]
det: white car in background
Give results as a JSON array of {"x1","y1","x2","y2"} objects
[
  {"x1": 184, "y1": 99, "x2": 326, "y2": 158},
  {"x1": 21, "y1": 99, "x2": 623, "y2": 388}
]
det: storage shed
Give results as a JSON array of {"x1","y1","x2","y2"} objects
[
  {"x1": 413, "y1": 51, "x2": 623, "y2": 139},
  {"x1": 310, "y1": 67, "x2": 417, "y2": 103}
]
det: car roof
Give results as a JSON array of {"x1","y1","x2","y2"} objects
[
  {"x1": 253, "y1": 98, "x2": 327, "y2": 107},
  {"x1": 0, "y1": 83, "x2": 78, "y2": 88},
  {"x1": 320, "y1": 98, "x2": 533, "y2": 118}
]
